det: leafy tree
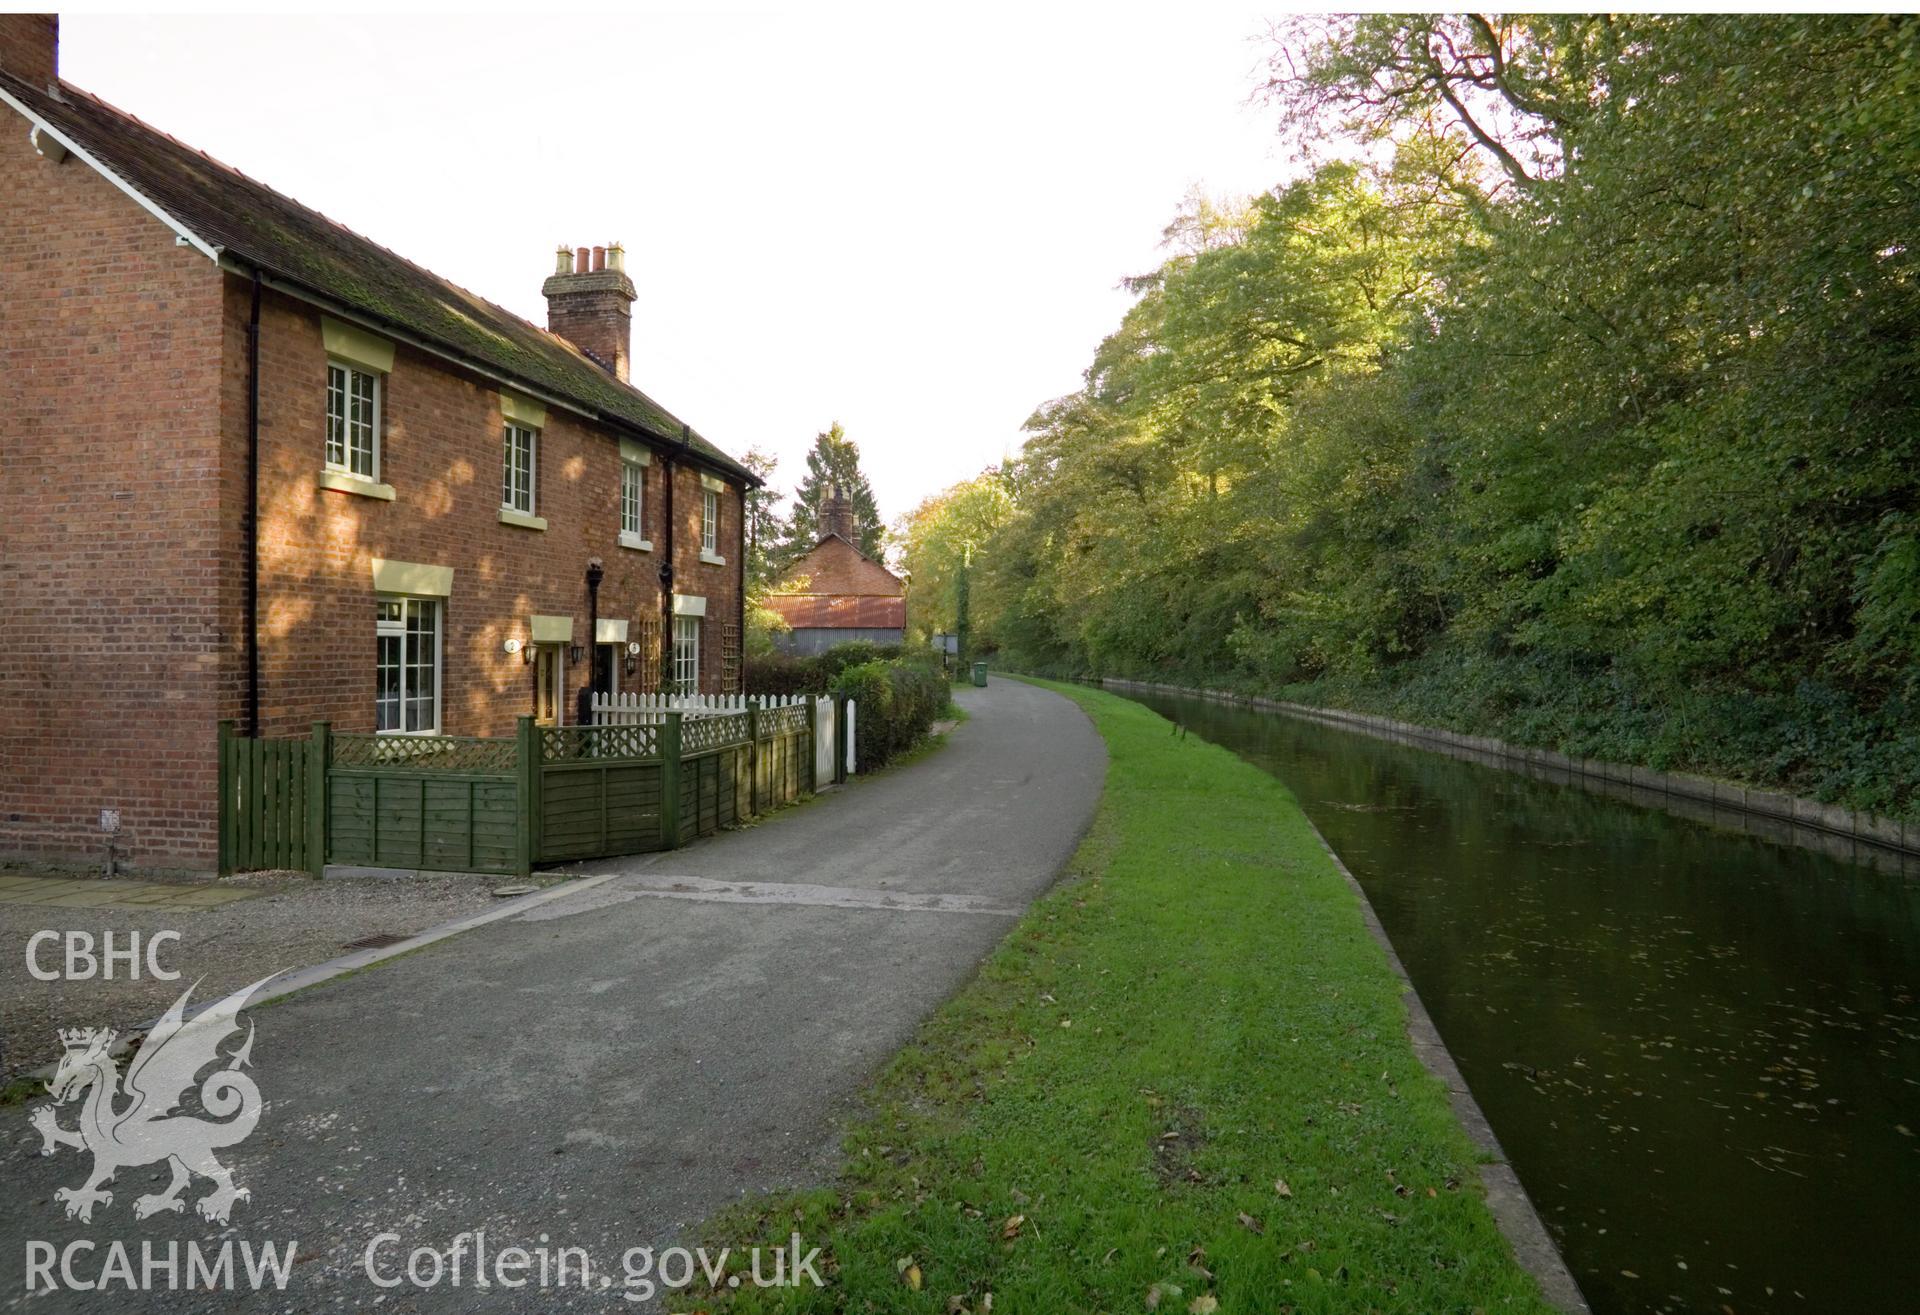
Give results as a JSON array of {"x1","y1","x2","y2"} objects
[
  {"x1": 775, "y1": 423, "x2": 884, "y2": 565},
  {"x1": 897, "y1": 469, "x2": 1016, "y2": 646},
  {"x1": 963, "y1": 15, "x2": 1920, "y2": 815}
]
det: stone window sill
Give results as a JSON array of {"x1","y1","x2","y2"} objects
[
  {"x1": 319, "y1": 469, "x2": 395, "y2": 501},
  {"x1": 700, "y1": 551, "x2": 726, "y2": 566},
  {"x1": 498, "y1": 507, "x2": 548, "y2": 532},
  {"x1": 619, "y1": 531, "x2": 653, "y2": 552}
]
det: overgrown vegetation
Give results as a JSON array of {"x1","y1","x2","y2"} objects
[
  {"x1": 744, "y1": 641, "x2": 954, "y2": 770},
  {"x1": 904, "y1": 16, "x2": 1920, "y2": 817},
  {"x1": 696, "y1": 680, "x2": 1549, "y2": 1313}
]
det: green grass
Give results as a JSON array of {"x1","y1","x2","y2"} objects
[{"x1": 697, "y1": 679, "x2": 1550, "y2": 1313}]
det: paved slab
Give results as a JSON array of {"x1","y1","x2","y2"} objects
[{"x1": 0, "y1": 679, "x2": 1105, "y2": 1311}]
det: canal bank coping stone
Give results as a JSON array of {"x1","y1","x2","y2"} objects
[
  {"x1": 1306, "y1": 822, "x2": 1591, "y2": 1314},
  {"x1": 1103, "y1": 678, "x2": 1920, "y2": 875}
]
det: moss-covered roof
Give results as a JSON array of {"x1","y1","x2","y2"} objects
[{"x1": 0, "y1": 70, "x2": 753, "y2": 483}]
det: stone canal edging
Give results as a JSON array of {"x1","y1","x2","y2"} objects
[{"x1": 1101, "y1": 678, "x2": 1920, "y2": 873}]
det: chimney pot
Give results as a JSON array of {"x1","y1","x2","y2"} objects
[
  {"x1": 607, "y1": 243, "x2": 626, "y2": 273},
  {"x1": 543, "y1": 243, "x2": 638, "y2": 384}
]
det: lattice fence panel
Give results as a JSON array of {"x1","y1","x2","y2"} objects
[
  {"x1": 682, "y1": 712, "x2": 750, "y2": 754},
  {"x1": 541, "y1": 724, "x2": 661, "y2": 762},
  {"x1": 332, "y1": 734, "x2": 517, "y2": 774}
]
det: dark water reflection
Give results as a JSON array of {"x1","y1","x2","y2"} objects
[{"x1": 1125, "y1": 690, "x2": 1920, "y2": 1315}]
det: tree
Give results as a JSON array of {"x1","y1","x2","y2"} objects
[
  {"x1": 897, "y1": 470, "x2": 1015, "y2": 646},
  {"x1": 774, "y1": 423, "x2": 884, "y2": 566},
  {"x1": 737, "y1": 446, "x2": 783, "y2": 590}
]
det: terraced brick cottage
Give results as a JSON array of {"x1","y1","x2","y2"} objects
[{"x1": 0, "y1": 15, "x2": 757, "y2": 871}]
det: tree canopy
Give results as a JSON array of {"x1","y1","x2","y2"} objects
[
  {"x1": 907, "y1": 14, "x2": 1920, "y2": 815},
  {"x1": 775, "y1": 423, "x2": 885, "y2": 566}
]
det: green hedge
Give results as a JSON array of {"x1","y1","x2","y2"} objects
[
  {"x1": 834, "y1": 659, "x2": 950, "y2": 770},
  {"x1": 744, "y1": 641, "x2": 906, "y2": 696}
]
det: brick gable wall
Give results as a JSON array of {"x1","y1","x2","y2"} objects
[
  {"x1": 777, "y1": 536, "x2": 904, "y2": 598},
  {"x1": 0, "y1": 111, "x2": 231, "y2": 871}
]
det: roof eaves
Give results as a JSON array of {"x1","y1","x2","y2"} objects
[{"x1": 0, "y1": 80, "x2": 222, "y2": 263}]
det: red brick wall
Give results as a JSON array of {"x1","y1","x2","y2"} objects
[
  {"x1": 248, "y1": 286, "x2": 742, "y2": 740},
  {"x1": 777, "y1": 536, "x2": 905, "y2": 597},
  {"x1": 0, "y1": 13, "x2": 58, "y2": 89},
  {"x1": 0, "y1": 108, "x2": 230, "y2": 871}
]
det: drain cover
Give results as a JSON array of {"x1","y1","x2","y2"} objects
[{"x1": 342, "y1": 932, "x2": 410, "y2": 951}]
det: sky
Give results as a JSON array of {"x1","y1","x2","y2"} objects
[{"x1": 58, "y1": 5, "x2": 1293, "y2": 525}]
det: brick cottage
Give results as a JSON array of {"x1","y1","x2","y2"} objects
[{"x1": 0, "y1": 15, "x2": 756, "y2": 872}]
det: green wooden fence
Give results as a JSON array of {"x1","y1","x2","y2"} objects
[{"x1": 219, "y1": 701, "x2": 818, "y2": 877}]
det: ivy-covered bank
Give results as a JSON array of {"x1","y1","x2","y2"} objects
[{"x1": 696, "y1": 680, "x2": 1558, "y2": 1313}]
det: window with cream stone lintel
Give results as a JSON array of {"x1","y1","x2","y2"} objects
[
  {"x1": 376, "y1": 596, "x2": 440, "y2": 734},
  {"x1": 503, "y1": 422, "x2": 537, "y2": 514},
  {"x1": 622, "y1": 459, "x2": 644, "y2": 536},
  {"x1": 673, "y1": 615, "x2": 701, "y2": 694},
  {"x1": 702, "y1": 487, "x2": 718, "y2": 555},
  {"x1": 326, "y1": 361, "x2": 379, "y2": 479}
]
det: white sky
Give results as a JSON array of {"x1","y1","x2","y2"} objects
[{"x1": 58, "y1": 5, "x2": 1291, "y2": 524}]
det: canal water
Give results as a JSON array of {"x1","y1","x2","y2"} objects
[{"x1": 1123, "y1": 689, "x2": 1919, "y2": 1315}]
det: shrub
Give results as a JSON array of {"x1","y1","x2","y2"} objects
[{"x1": 833, "y1": 657, "x2": 951, "y2": 769}]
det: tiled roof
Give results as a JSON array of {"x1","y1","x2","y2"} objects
[
  {"x1": 0, "y1": 70, "x2": 753, "y2": 483},
  {"x1": 766, "y1": 595, "x2": 907, "y2": 630}
]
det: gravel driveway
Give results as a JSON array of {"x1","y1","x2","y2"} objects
[{"x1": 0, "y1": 872, "x2": 501, "y2": 1082}]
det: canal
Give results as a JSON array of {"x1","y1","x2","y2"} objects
[{"x1": 1122, "y1": 688, "x2": 1919, "y2": 1315}]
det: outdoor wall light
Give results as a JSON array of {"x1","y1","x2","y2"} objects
[{"x1": 568, "y1": 644, "x2": 585, "y2": 665}]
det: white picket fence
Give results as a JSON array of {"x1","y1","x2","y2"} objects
[{"x1": 588, "y1": 692, "x2": 854, "y2": 780}]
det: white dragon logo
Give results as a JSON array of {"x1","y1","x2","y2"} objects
[{"x1": 30, "y1": 975, "x2": 276, "y2": 1225}]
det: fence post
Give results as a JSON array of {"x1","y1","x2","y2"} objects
[
  {"x1": 805, "y1": 697, "x2": 819, "y2": 794},
  {"x1": 660, "y1": 712, "x2": 683, "y2": 849},
  {"x1": 746, "y1": 699, "x2": 760, "y2": 819},
  {"x1": 217, "y1": 719, "x2": 236, "y2": 876},
  {"x1": 308, "y1": 721, "x2": 330, "y2": 879},
  {"x1": 515, "y1": 716, "x2": 538, "y2": 877}
]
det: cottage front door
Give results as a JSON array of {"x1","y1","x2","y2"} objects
[{"x1": 533, "y1": 644, "x2": 565, "y2": 725}]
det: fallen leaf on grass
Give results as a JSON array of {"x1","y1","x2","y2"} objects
[
  {"x1": 1145, "y1": 1281, "x2": 1182, "y2": 1310},
  {"x1": 1001, "y1": 1214, "x2": 1025, "y2": 1240},
  {"x1": 1189, "y1": 1297, "x2": 1219, "y2": 1314},
  {"x1": 1275, "y1": 1179, "x2": 1293, "y2": 1198},
  {"x1": 1237, "y1": 1212, "x2": 1264, "y2": 1235},
  {"x1": 896, "y1": 1257, "x2": 922, "y2": 1290}
]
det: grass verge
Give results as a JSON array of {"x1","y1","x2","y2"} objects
[{"x1": 697, "y1": 678, "x2": 1550, "y2": 1313}]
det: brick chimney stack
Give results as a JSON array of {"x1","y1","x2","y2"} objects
[
  {"x1": 0, "y1": 13, "x2": 59, "y2": 91},
  {"x1": 820, "y1": 481, "x2": 857, "y2": 543},
  {"x1": 542, "y1": 243, "x2": 635, "y2": 382}
]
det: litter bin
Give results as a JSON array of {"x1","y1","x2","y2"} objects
[{"x1": 971, "y1": 661, "x2": 988, "y2": 687}]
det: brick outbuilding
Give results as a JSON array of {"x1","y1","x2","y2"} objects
[
  {"x1": 0, "y1": 16, "x2": 757, "y2": 871},
  {"x1": 768, "y1": 485, "x2": 906, "y2": 654}
]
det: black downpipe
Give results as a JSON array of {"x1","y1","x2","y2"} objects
[
  {"x1": 658, "y1": 424, "x2": 692, "y2": 691},
  {"x1": 735, "y1": 471, "x2": 747, "y2": 694},
  {"x1": 577, "y1": 558, "x2": 604, "y2": 726},
  {"x1": 245, "y1": 270, "x2": 262, "y2": 737}
]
